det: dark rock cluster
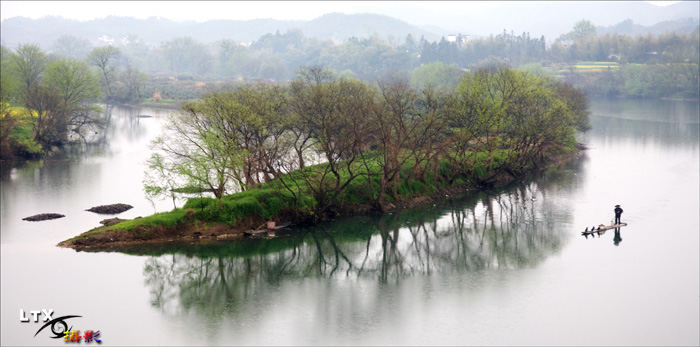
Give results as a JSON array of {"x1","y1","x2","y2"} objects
[
  {"x1": 86, "y1": 203, "x2": 133, "y2": 214},
  {"x1": 99, "y1": 218, "x2": 127, "y2": 226},
  {"x1": 22, "y1": 213, "x2": 65, "y2": 221}
]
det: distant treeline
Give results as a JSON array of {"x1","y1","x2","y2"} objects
[
  {"x1": 3, "y1": 19, "x2": 698, "y2": 93},
  {"x1": 10, "y1": 20, "x2": 695, "y2": 97},
  {"x1": 1, "y1": 20, "x2": 698, "y2": 159}
]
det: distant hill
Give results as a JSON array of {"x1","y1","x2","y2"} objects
[
  {"x1": 0, "y1": 13, "x2": 442, "y2": 50},
  {"x1": 401, "y1": 1, "x2": 700, "y2": 39},
  {"x1": 1, "y1": 1, "x2": 698, "y2": 50},
  {"x1": 597, "y1": 18, "x2": 700, "y2": 36},
  {"x1": 298, "y1": 13, "x2": 441, "y2": 43}
]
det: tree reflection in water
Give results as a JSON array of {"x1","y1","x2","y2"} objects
[{"x1": 134, "y1": 170, "x2": 577, "y2": 317}]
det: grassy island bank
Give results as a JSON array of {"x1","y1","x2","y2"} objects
[{"x1": 59, "y1": 65, "x2": 591, "y2": 250}]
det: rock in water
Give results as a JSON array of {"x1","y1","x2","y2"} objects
[
  {"x1": 86, "y1": 203, "x2": 133, "y2": 214},
  {"x1": 99, "y1": 218, "x2": 127, "y2": 226},
  {"x1": 23, "y1": 213, "x2": 65, "y2": 221}
]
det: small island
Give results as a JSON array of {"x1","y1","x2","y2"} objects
[{"x1": 59, "y1": 65, "x2": 590, "y2": 250}]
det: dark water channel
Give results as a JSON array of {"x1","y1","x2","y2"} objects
[{"x1": 1, "y1": 99, "x2": 698, "y2": 345}]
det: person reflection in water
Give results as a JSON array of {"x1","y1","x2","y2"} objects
[{"x1": 613, "y1": 227, "x2": 622, "y2": 246}]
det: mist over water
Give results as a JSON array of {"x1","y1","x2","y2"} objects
[{"x1": 1, "y1": 99, "x2": 698, "y2": 346}]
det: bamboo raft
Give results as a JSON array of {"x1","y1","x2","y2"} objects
[{"x1": 581, "y1": 222, "x2": 627, "y2": 236}]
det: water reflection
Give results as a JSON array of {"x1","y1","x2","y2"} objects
[
  {"x1": 3, "y1": 99, "x2": 696, "y2": 345},
  {"x1": 89, "y1": 168, "x2": 579, "y2": 317},
  {"x1": 589, "y1": 98, "x2": 699, "y2": 149},
  {"x1": 0, "y1": 105, "x2": 162, "y2": 181},
  {"x1": 613, "y1": 227, "x2": 622, "y2": 246}
]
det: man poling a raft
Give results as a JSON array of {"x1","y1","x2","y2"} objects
[{"x1": 614, "y1": 204, "x2": 623, "y2": 225}]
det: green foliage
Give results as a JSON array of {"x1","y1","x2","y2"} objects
[
  {"x1": 563, "y1": 19, "x2": 598, "y2": 42},
  {"x1": 113, "y1": 66, "x2": 148, "y2": 103},
  {"x1": 11, "y1": 44, "x2": 48, "y2": 101},
  {"x1": 110, "y1": 209, "x2": 187, "y2": 231},
  {"x1": 411, "y1": 61, "x2": 465, "y2": 91},
  {"x1": 518, "y1": 63, "x2": 553, "y2": 77},
  {"x1": 88, "y1": 45, "x2": 121, "y2": 100},
  {"x1": 52, "y1": 35, "x2": 91, "y2": 60},
  {"x1": 1, "y1": 104, "x2": 42, "y2": 159},
  {"x1": 181, "y1": 188, "x2": 299, "y2": 225},
  {"x1": 12, "y1": 134, "x2": 43, "y2": 158},
  {"x1": 183, "y1": 196, "x2": 217, "y2": 210},
  {"x1": 43, "y1": 57, "x2": 102, "y2": 107},
  {"x1": 161, "y1": 37, "x2": 212, "y2": 75}
]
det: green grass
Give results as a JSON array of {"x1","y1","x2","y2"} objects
[
  {"x1": 110, "y1": 209, "x2": 188, "y2": 231},
  {"x1": 183, "y1": 188, "x2": 304, "y2": 226}
]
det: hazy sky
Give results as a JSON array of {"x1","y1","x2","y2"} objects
[{"x1": 0, "y1": 1, "x2": 681, "y2": 23}]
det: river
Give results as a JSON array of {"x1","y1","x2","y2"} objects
[{"x1": 1, "y1": 99, "x2": 698, "y2": 346}]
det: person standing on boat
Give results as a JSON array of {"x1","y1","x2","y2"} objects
[{"x1": 614, "y1": 204, "x2": 623, "y2": 224}]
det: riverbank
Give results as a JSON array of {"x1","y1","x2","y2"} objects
[{"x1": 58, "y1": 144, "x2": 584, "y2": 251}]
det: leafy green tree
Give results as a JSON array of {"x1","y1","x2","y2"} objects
[
  {"x1": 288, "y1": 66, "x2": 336, "y2": 170},
  {"x1": 258, "y1": 56, "x2": 287, "y2": 80},
  {"x1": 216, "y1": 39, "x2": 251, "y2": 78},
  {"x1": 120, "y1": 34, "x2": 149, "y2": 70},
  {"x1": 44, "y1": 58, "x2": 101, "y2": 107},
  {"x1": 449, "y1": 66, "x2": 589, "y2": 181},
  {"x1": 0, "y1": 45, "x2": 19, "y2": 104},
  {"x1": 563, "y1": 19, "x2": 597, "y2": 42},
  {"x1": 24, "y1": 85, "x2": 68, "y2": 146},
  {"x1": 403, "y1": 33, "x2": 417, "y2": 53},
  {"x1": 143, "y1": 152, "x2": 182, "y2": 210},
  {"x1": 42, "y1": 57, "x2": 103, "y2": 140},
  {"x1": 150, "y1": 101, "x2": 245, "y2": 206},
  {"x1": 662, "y1": 31, "x2": 700, "y2": 98},
  {"x1": 11, "y1": 44, "x2": 48, "y2": 102},
  {"x1": 371, "y1": 77, "x2": 448, "y2": 208},
  {"x1": 288, "y1": 66, "x2": 376, "y2": 216},
  {"x1": 228, "y1": 83, "x2": 291, "y2": 184},
  {"x1": 0, "y1": 47, "x2": 19, "y2": 158},
  {"x1": 118, "y1": 66, "x2": 148, "y2": 102},
  {"x1": 411, "y1": 61, "x2": 464, "y2": 92},
  {"x1": 52, "y1": 35, "x2": 91, "y2": 60},
  {"x1": 88, "y1": 45, "x2": 121, "y2": 100},
  {"x1": 446, "y1": 66, "x2": 510, "y2": 182},
  {"x1": 197, "y1": 85, "x2": 290, "y2": 187},
  {"x1": 149, "y1": 84, "x2": 290, "y2": 207},
  {"x1": 161, "y1": 37, "x2": 211, "y2": 75}
]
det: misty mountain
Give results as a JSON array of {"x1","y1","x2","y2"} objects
[
  {"x1": 296, "y1": 13, "x2": 441, "y2": 43},
  {"x1": 401, "y1": 1, "x2": 700, "y2": 39},
  {"x1": 0, "y1": 13, "x2": 441, "y2": 50},
  {"x1": 1, "y1": 1, "x2": 698, "y2": 50},
  {"x1": 597, "y1": 18, "x2": 700, "y2": 36}
]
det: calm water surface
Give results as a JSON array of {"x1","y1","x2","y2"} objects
[{"x1": 1, "y1": 99, "x2": 698, "y2": 346}]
